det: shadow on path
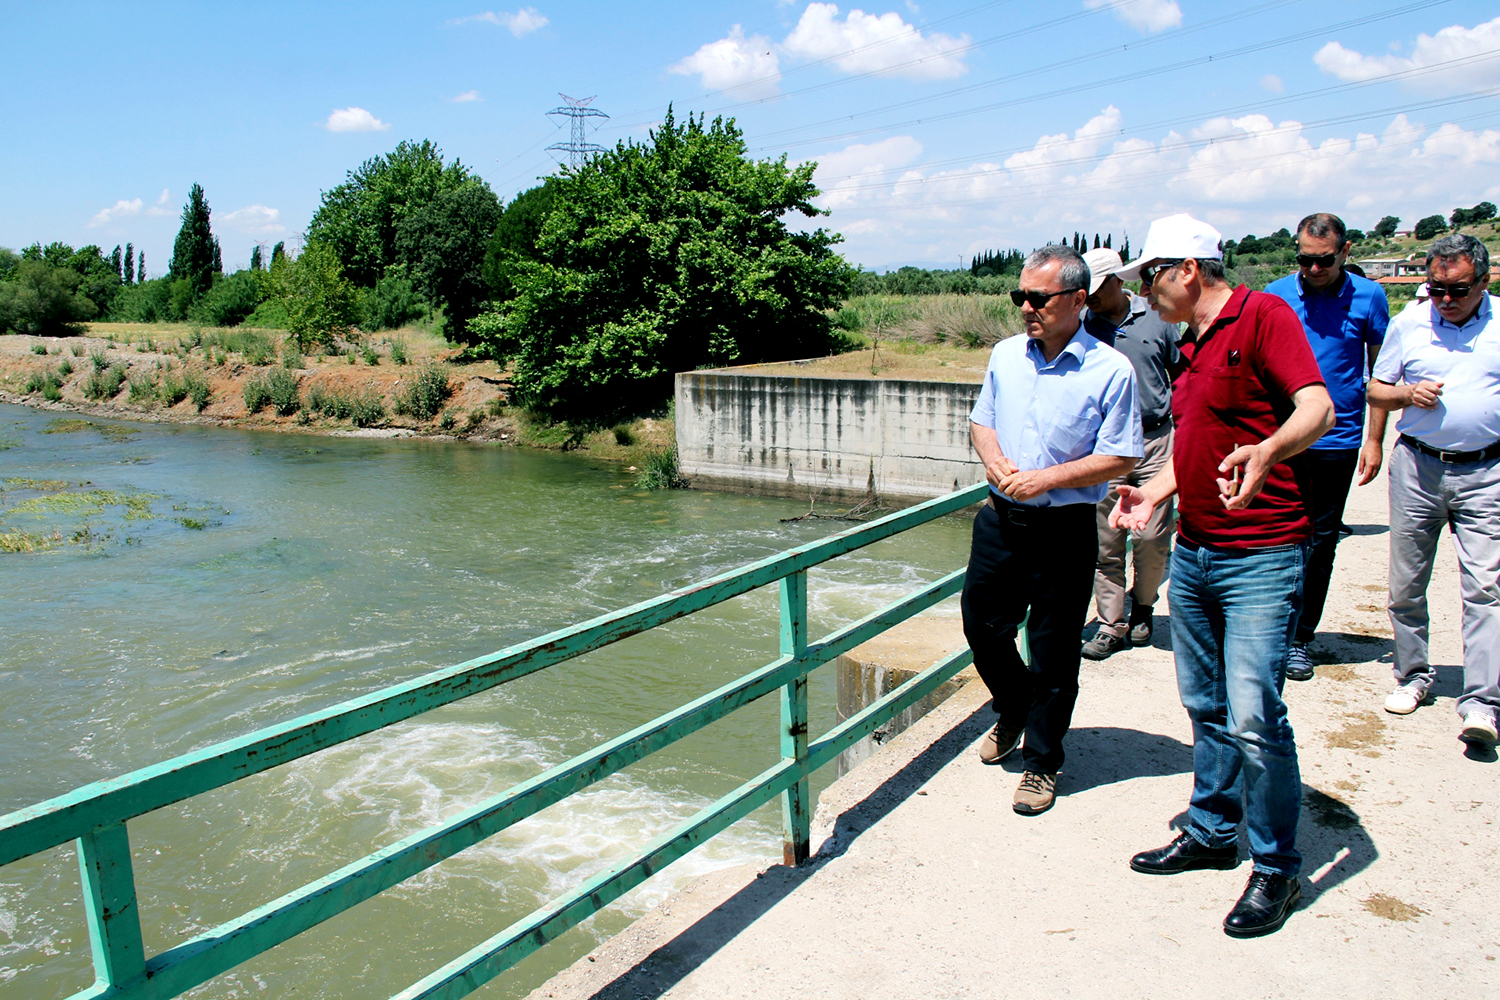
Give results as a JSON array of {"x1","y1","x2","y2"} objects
[{"x1": 997, "y1": 726, "x2": 1193, "y2": 797}]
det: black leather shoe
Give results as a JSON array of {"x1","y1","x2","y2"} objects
[
  {"x1": 1130, "y1": 831, "x2": 1239, "y2": 875},
  {"x1": 1223, "y1": 871, "x2": 1301, "y2": 937}
]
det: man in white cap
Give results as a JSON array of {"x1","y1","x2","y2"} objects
[
  {"x1": 1079, "y1": 246, "x2": 1184, "y2": 660},
  {"x1": 1110, "y1": 214, "x2": 1335, "y2": 938}
]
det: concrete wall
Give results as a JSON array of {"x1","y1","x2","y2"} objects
[{"x1": 675, "y1": 369, "x2": 985, "y2": 504}]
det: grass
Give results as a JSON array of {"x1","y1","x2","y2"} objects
[
  {"x1": 84, "y1": 364, "x2": 127, "y2": 401},
  {"x1": 635, "y1": 445, "x2": 685, "y2": 489},
  {"x1": 42, "y1": 418, "x2": 136, "y2": 441},
  {"x1": 307, "y1": 384, "x2": 385, "y2": 427},
  {"x1": 833, "y1": 293, "x2": 1022, "y2": 349},
  {"x1": 393, "y1": 363, "x2": 451, "y2": 420}
]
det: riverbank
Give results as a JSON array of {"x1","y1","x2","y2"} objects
[{"x1": 0, "y1": 326, "x2": 673, "y2": 463}]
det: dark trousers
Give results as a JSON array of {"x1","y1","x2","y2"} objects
[
  {"x1": 961, "y1": 498, "x2": 1097, "y2": 774},
  {"x1": 1296, "y1": 449, "x2": 1360, "y2": 645}
]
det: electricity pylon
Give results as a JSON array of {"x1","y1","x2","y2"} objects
[{"x1": 546, "y1": 94, "x2": 609, "y2": 170}]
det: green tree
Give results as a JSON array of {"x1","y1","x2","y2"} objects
[
  {"x1": 1373, "y1": 215, "x2": 1400, "y2": 238},
  {"x1": 1450, "y1": 201, "x2": 1497, "y2": 227},
  {"x1": 394, "y1": 179, "x2": 502, "y2": 343},
  {"x1": 110, "y1": 245, "x2": 122, "y2": 280},
  {"x1": 124, "y1": 243, "x2": 135, "y2": 284},
  {"x1": 473, "y1": 109, "x2": 855, "y2": 419},
  {"x1": 169, "y1": 183, "x2": 217, "y2": 295},
  {"x1": 137, "y1": 250, "x2": 146, "y2": 282},
  {"x1": 0, "y1": 246, "x2": 18, "y2": 280},
  {"x1": 483, "y1": 178, "x2": 558, "y2": 300},
  {"x1": 270, "y1": 242, "x2": 285, "y2": 267},
  {"x1": 306, "y1": 139, "x2": 476, "y2": 287},
  {"x1": 0, "y1": 260, "x2": 99, "y2": 335},
  {"x1": 275, "y1": 241, "x2": 358, "y2": 348},
  {"x1": 250, "y1": 245, "x2": 263, "y2": 271},
  {"x1": 1414, "y1": 214, "x2": 1447, "y2": 240}
]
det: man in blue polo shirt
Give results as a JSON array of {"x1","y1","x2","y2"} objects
[
  {"x1": 1265, "y1": 213, "x2": 1390, "y2": 680},
  {"x1": 963, "y1": 244, "x2": 1140, "y2": 816}
]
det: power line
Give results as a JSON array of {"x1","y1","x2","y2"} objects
[{"x1": 546, "y1": 94, "x2": 610, "y2": 170}]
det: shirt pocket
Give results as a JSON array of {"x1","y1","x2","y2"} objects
[
  {"x1": 1200, "y1": 364, "x2": 1255, "y2": 417},
  {"x1": 1046, "y1": 408, "x2": 1102, "y2": 459}
]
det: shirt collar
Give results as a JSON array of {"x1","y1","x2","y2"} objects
[
  {"x1": 1433, "y1": 292, "x2": 1493, "y2": 332},
  {"x1": 1025, "y1": 325, "x2": 1092, "y2": 369},
  {"x1": 1296, "y1": 271, "x2": 1352, "y2": 299}
]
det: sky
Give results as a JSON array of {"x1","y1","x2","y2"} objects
[{"x1": 2, "y1": 0, "x2": 1498, "y2": 273}]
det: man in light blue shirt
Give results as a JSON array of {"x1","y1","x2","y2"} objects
[
  {"x1": 1265, "y1": 213, "x2": 1390, "y2": 680},
  {"x1": 1368, "y1": 233, "x2": 1500, "y2": 749},
  {"x1": 962, "y1": 244, "x2": 1140, "y2": 816}
]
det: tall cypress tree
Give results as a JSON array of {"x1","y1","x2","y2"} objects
[
  {"x1": 169, "y1": 183, "x2": 216, "y2": 295},
  {"x1": 124, "y1": 243, "x2": 135, "y2": 284},
  {"x1": 211, "y1": 237, "x2": 222, "y2": 276},
  {"x1": 250, "y1": 245, "x2": 263, "y2": 271},
  {"x1": 110, "y1": 245, "x2": 123, "y2": 280},
  {"x1": 137, "y1": 251, "x2": 146, "y2": 282},
  {"x1": 271, "y1": 241, "x2": 286, "y2": 267}
]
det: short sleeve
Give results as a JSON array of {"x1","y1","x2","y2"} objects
[
  {"x1": 1364, "y1": 285, "x2": 1390, "y2": 346},
  {"x1": 969, "y1": 346, "x2": 1000, "y2": 427},
  {"x1": 1371, "y1": 322, "x2": 1405, "y2": 384},
  {"x1": 1092, "y1": 363, "x2": 1143, "y2": 458}
]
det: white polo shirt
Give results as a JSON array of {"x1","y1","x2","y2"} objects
[{"x1": 1372, "y1": 294, "x2": 1500, "y2": 452}]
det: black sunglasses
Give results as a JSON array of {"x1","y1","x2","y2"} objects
[
  {"x1": 1296, "y1": 252, "x2": 1340, "y2": 268},
  {"x1": 1010, "y1": 287, "x2": 1083, "y2": 309},
  {"x1": 1426, "y1": 278, "x2": 1486, "y2": 300},
  {"x1": 1139, "y1": 259, "x2": 1184, "y2": 285}
]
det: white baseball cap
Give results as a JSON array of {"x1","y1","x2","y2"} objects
[
  {"x1": 1082, "y1": 247, "x2": 1123, "y2": 295},
  {"x1": 1118, "y1": 213, "x2": 1223, "y2": 281}
]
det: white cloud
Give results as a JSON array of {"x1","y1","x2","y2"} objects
[
  {"x1": 1084, "y1": 0, "x2": 1182, "y2": 34},
  {"x1": 324, "y1": 107, "x2": 391, "y2": 132},
  {"x1": 804, "y1": 106, "x2": 1500, "y2": 267},
  {"x1": 453, "y1": 8, "x2": 548, "y2": 37},
  {"x1": 453, "y1": 90, "x2": 482, "y2": 102},
  {"x1": 220, "y1": 204, "x2": 285, "y2": 235},
  {"x1": 670, "y1": 25, "x2": 780, "y2": 97},
  {"x1": 1314, "y1": 16, "x2": 1500, "y2": 89},
  {"x1": 89, "y1": 198, "x2": 143, "y2": 227},
  {"x1": 1260, "y1": 74, "x2": 1283, "y2": 93},
  {"x1": 781, "y1": 3, "x2": 969, "y2": 80}
]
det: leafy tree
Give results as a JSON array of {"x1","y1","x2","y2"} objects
[
  {"x1": 483, "y1": 178, "x2": 558, "y2": 300},
  {"x1": 274, "y1": 240, "x2": 358, "y2": 348},
  {"x1": 110, "y1": 245, "x2": 122, "y2": 280},
  {"x1": 474, "y1": 109, "x2": 855, "y2": 419},
  {"x1": 124, "y1": 243, "x2": 135, "y2": 285},
  {"x1": 1373, "y1": 215, "x2": 1400, "y2": 238},
  {"x1": 0, "y1": 260, "x2": 99, "y2": 335},
  {"x1": 192, "y1": 269, "x2": 264, "y2": 327},
  {"x1": 250, "y1": 245, "x2": 263, "y2": 271},
  {"x1": 270, "y1": 242, "x2": 285, "y2": 267},
  {"x1": 169, "y1": 183, "x2": 217, "y2": 295},
  {"x1": 211, "y1": 237, "x2": 222, "y2": 275},
  {"x1": 137, "y1": 251, "x2": 146, "y2": 282},
  {"x1": 394, "y1": 179, "x2": 502, "y2": 343},
  {"x1": 1346, "y1": 229, "x2": 1366, "y2": 243},
  {"x1": 0, "y1": 246, "x2": 18, "y2": 280},
  {"x1": 306, "y1": 139, "x2": 476, "y2": 287},
  {"x1": 1450, "y1": 201, "x2": 1497, "y2": 227},
  {"x1": 1414, "y1": 214, "x2": 1447, "y2": 240},
  {"x1": 360, "y1": 265, "x2": 429, "y2": 330}
]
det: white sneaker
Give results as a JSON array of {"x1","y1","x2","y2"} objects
[
  {"x1": 1384, "y1": 686, "x2": 1424, "y2": 715},
  {"x1": 1460, "y1": 713, "x2": 1498, "y2": 745}
]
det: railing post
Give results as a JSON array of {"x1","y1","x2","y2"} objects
[
  {"x1": 779, "y1": 570, "x2": 810, "y2": 865},
  {"x1": 77, "y1": 820, "x2": 146, "y2": 990}
]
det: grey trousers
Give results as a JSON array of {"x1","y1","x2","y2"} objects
[
  {"x1": 1092, "y1": 424, "x2": 1175, "y2": 638},
  {"x1": 1387, "y1": 440, "x2": 1500, "y2": 722}
]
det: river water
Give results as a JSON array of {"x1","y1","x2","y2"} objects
[{"x1": 0, "y1": 402, "x2": 971, "y2": 999}]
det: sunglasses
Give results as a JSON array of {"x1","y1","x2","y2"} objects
[
  {"x1": 1009, "y1": 287, "x2": 1083, "y2": 309},
  {"x1": 1296, "y1": 252, "x2": 1340, "y2": 268},
  {"x1": 1426, "y1": 278, "x2": 1486, "y2": 301},
  {"x1": 1139, "y1": 259, "x2": 1184, "y2": 285}
]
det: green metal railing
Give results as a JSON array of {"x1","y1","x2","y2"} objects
[{"x1": 1, "y1": 482, "x2": 995, "y2": 1000}]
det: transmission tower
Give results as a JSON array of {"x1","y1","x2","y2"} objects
[{"x1": 546, "y1": 94, "x2": 609, "y2": 170}]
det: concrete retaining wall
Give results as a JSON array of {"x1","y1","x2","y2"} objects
[{"x1": 675, "y1": 369, "x2": 984, "y2": 504}]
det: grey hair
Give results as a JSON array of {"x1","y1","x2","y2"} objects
[
  {"x1": 1023, "y1": 244, "x2": 1091, "y2": 293},
  {"x1": 1180, "y1": 257, "x2": 1227, "y2": 285},
  {"x1": 1427, "y1": 233, "x2": 1490, "y2": 277},
  {"x1": 1297, "y1": 212, "x2": 1347, "y2": 246}
]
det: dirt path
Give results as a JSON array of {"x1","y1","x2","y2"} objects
[{"x1": 531, "y1": 459, "x2": 1497, "y2": 1000}]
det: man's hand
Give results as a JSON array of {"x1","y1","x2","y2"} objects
[
  {"x1": 984, "y1": 454, "x2": 1019, "y2": 489},
  {"x1": 1217, "y1": 442, "x2": 1276, "y2": 510},
  {"x1": 1408, "y1": 380, "x2": 1444, "y2": 409},
  {"x1": 1356, "y1": 437, "x2": 1383, "y2": 486},
  {"x1": 997, "y1": 468, "x2": 1050, "y2": 503},
  {"x1": 1109, "y1": 484, "x2": 1155, "y2": 532}
]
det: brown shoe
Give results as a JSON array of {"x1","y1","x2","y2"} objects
[
  {"x1": 1013, "y1": 771, "x2": 1057, "y2": 815},
  {"x1": 979, "y1": 723, "x2": 1023, "y2": 765}
]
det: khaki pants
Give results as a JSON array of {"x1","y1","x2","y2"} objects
[{"x1": 1093, "y1": 424, "x2": 1175, "y2": 638}]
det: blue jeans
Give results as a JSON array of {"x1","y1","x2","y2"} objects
[{"x1": 1170, "y1": 539, "x2": 1306, "y2": 878}]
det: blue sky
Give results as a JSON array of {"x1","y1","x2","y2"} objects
[{"x1": 3, "y1": 1, "x2": 1498, "y2": 272}]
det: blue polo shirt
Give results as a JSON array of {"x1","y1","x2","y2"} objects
[
  {"x1": 969, "y1": 327, "x2": 1141, "y2": 507},
  {"x1": 1264, "y1": 270, "x2": 1388, "y2": 450}
]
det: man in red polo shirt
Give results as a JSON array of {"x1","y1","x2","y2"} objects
[{"x1": 1110, "y1": 214, "x2": 1335, "y2": 938}]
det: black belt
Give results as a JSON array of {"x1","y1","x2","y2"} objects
[
  {"x1": 986, "y1": 494, "x2": 1093, "y2": 525},
  {"x1": 1142, "y1": 415, "x2": 1173, "y2": 433},
  {"x1": 1400, "y1": 434, "x2": 1500, "y2": 464}
]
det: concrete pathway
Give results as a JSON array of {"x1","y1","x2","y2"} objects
[{"x1": 531, "y1": 466, "x2": 1498, "y2": 1000}]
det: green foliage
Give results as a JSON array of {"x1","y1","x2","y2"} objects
[
  {"x1": 393, "y1": 362, "x2": 451, "y2": 419},
  {"x1": 0, "y1": 259, "x2": 101, "y2": 334},
  {"x1": 243, "y1": 369, "x2": 300, "y2": 414},
  {"x1": 635, "y1": 445, "x2": 685, "y2": 489},
  {"x1": 359, "y1": 266, "x2": 428, "y2": 330},
  {"x1": 612, "y1": 424, "x2": 635, "y2": 446},
  {"x1": 128, "y1": 373, "x2": 157, "y2": 403},
  {"x1": 1450, "y1": 201, "x2": 1497, "y2": 228},
  {"x1": 57, "y1": 357, "x2": 73, "y2": 377},
  {"x1": 388, "y1": 337, "x2": 408, "y2": 365},
  {"x1": 394, "y1": 179, "x2": 502, "y2": 343},
  {"x1": 241, "y1": 299, "x2": 290, "y2": 329},
  {"x1": 31, "y1": 342, "x2": 49, "y2": 354},
  {"x1": 0, "y1": 245, "x2": 18, "y2": 280},
  {"x1": 439, "y1": 410, "x2": 456, "y2": 431},
  {"x1": 362, "y1": 344, "x2": 379, "y2": 365},
  {"x1": 969, "y1": 248, "x2": 1027, "y2": 278},
  {"x1": 282, "y1": 341, "x2": 304, "y2": 369},
  {"x1": 1414, "y1": 215, "x2": 1447, "y2": 240},
  {"x1": 191, "y1": 269, "x2": 264, "y2": 327},
  {"x1": 1346, "y1": 229, "x2": 1366, "y2": 243},
  {"x1": 160, "y1": 372, "x2": 189, "y2": 406},
  {"x1": 306, "y1": 139, "x2": 478, "y2": 287},
  {"x1": 308, "y1": 383, "x2": 384, "y2": 426},
  {"x1": 184, "y1": 369, "x2": 211, "y2": 411},
  {"x1": 478, "y1": 108, "x2": 855, "y2": 419},
  {"x1": 274, "y1": 241, "x2": 357, "y2": 349},
  {"x1": 484, "y1": 179, "x2": 558, "y2": 300},
  {"x1": 242, "y1": 374, "x2": 271, "y2": 413},
  {"x1": 169, "y1": 183, "x2": 218, "y2": 296},
  {"x1": 1225, "y1": 228, "x2": 1294, "y2": 255}
]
